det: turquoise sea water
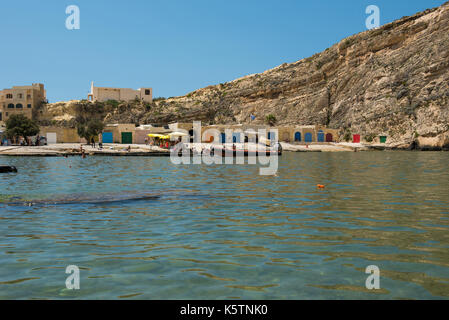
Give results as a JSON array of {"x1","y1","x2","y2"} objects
[{"x1": 0, "y1": 152, "x2": 448, "y2": 299}]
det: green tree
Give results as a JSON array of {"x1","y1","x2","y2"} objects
[
  {"x1": 77, "y1": 119, "x2": 104, "y2": 143},
  {"x1": 343, "y1": 129, "x2": 352, "y2": 142},
  {"x1": 265, "y1": 114, "x2": 277, "y2": 126},
  {"x1": 5, "y1": 114, "x2": 40, "y2": 145}
]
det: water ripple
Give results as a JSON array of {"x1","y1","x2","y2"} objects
[{"x1": 0, "y1": 152, "x2": 448, "y2": 299}]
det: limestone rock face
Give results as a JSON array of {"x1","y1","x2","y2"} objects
[{"x1": 43, "y1": 2, "x2": 449, "y2": 149}]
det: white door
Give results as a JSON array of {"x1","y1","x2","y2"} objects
[{"x1": 47, "y1": 132, "x2": 57, "y2": 144}]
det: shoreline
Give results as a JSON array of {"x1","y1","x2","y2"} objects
[
  {"x1": 0, "y1": 144, "x2": 171, "y2": 157},
  {"x1": 0, "y1": 142, "x2": 447, "y2": 157}
]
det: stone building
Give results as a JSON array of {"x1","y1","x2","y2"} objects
[
  {"x1": 87, "y1": 82, "x2": 152, "y2": 103},
  {"x1": 168, "y1": 122, "x2": 340, "y2": 144},
  {"x1": 101, "y1": 123, "x2": 137, "y2": 144},
  {"x1": 39, "y1": 126, "x2": 81, "y2": 144},
  {"x1": 286, "y1": 125, "x2": 339, "y2": 143},
  {"x1": 0, "y1": 83, "x2": 46, "y2": 125}
]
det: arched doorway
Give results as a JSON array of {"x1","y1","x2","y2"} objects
[
  {"x1": 221, "y1": 133, "x2": 226, "y2": 144},
  {"x1": 325, "y1": 133, "x2": 333, "y2": 142},
  {"x1": 189, "y1": 129, "x2": 194, "y2": 143},
  {"x1": 16, "y1": 104, "x2": 23, "y2": 108},
  {"x1": 294, "y1": 132, "x2": 301, "y2": 142},
  {"x1": 305, "y1": 132, "x2": 313, "y2": 143},
  {"x1": 317, "y1": 130, "x2": 324, "y2": 142}
]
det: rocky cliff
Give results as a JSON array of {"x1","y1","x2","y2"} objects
[{"x1": 41, "y1": 2, "x2": 449, "y2": 149}]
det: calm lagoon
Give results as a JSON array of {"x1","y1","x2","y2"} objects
[{"x1": 0, "y1": 152, "x2": 448, "y2": 299}]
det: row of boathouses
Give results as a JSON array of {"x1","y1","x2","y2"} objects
[{"x1": 34, "y1": 122, "x2": 387, "y2": 145}]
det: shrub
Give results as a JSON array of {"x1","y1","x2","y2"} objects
[
  {"x1": 364, "y1": 133, "x2": 376, "y2": 142},
  {"x1": 5, "y1": 114, "x2": 40, "y2": 144},
  {"x1": 77, "y1": 119, "x2": 104, "y2": 142},
  {"x1": 105, "y1": 99, "x2": 119, "y2": 108},
  {"x1": 265, "y1": 114, "x2": 277, "y2": 126},
  {"x1": 343, "y1": 129, "x2": 352, "y2": 142}
]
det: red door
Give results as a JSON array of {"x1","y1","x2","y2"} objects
[
  {"x1": 353, "y1": 134, "x2": 360, "y2": 143},
  {"x1": 325, "y1": 133, "x2": 333, "y2": 142}
]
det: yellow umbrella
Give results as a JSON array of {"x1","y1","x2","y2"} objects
[{"x1": 147, "y1": 133, "x2": 170, "y2": 139}]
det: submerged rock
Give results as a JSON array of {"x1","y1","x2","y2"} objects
[
  {"x1": 1, "y1": 191, "x2": 161, "y2": 207},
  {"x1": 0, "y1": 166, "x2": 17, "y2": 173}
]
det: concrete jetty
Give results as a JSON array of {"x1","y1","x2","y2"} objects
[
  {"x1": 0, "y1": 142, "x2": 369, "y2": 157},
  {"x1": 0, "y1": 144, "x2": 171, "y2": 157}
]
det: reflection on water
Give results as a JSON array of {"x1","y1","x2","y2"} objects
[{"x1": 0, "y1": 152, "x2": 448, "y2": 299}]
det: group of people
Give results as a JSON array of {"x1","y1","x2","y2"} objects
[
  {"x1": 90, "y1": 137, "x2": 103, "y2": 150},
  {"x1": 0, "y1": 135, "x2": 42, "y2": 146},
  {"x1": 144, "y1": 137, "x2": 178, "y2": 149}
]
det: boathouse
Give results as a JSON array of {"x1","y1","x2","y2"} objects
[{"x1": 102, "y1": 124, "x2": 136, "y2": 144}]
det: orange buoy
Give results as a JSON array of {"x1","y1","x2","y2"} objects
[{"x1": 317, "y1": 184, "x2": 325, "y2": 189}]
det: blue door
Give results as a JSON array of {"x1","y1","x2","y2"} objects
[
  {"x1": 305, "y1": 132, "x2": 313, "y2": 143},
  {"x1": 102, "y1": 132, "x2": 113, "y2": 143},
  {"x1": 268, "y1": 132, "x2": 276, "y2": 140},
  {"x1": 317, "y1": 130, "x2": 325, "y2": 142},
  {"x1": 232, "y1": 133, "x2": 240, "y2": 143},
  {"x1": 295, "y1": 132, "x2": 301, "y2": 142},
  {"x1": 221, "y1": 133, "x2": 226, "y2": 143}
]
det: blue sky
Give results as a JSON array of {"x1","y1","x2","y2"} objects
[{"x1": 0, "y1": 0, "x2": 445, "y2": 102}]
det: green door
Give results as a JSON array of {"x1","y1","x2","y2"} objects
[
  {"x1": 380, "y1": 136, "x2": 387, "y2": 143},
  {"x1": 121, "y1": 132, "x2": 133, "y2": 144}
]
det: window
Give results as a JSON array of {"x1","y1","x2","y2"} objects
[
  {"x1": 6, "y1": 94, "x2": 12, "y2": 99},
  {"x1": 27, "y1": 95, "x2": 31, "y2": 100},
  {"x1": 145, "y1": 89, "x2": 151, "y2": 95},
  {"x1": 17, "y1": 94, "x2": 23, "y2": 99},
  {"x1": 27, "y1": 104, "x2": 32, "y2": 108},
  {"x1": 0, "y1": 112, "x2": 2, "y2": 121},
  {"x1": 7, "y1": 103, "x2": 14, "y2": 109},
  {"x1": 16, "y1": 103, "x2": 23, "y2": 108}
]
